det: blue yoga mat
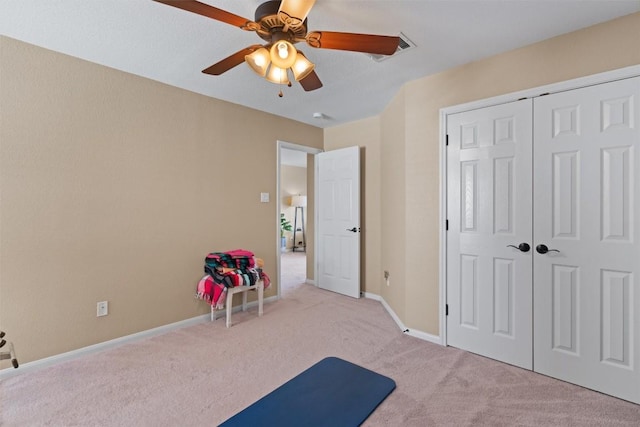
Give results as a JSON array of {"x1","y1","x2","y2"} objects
[{"x1": 219, "y1": 357, "x2": 396, "y2": 427}]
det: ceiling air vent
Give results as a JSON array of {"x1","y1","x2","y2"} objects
[{"x1": 367, "y1": 32, "x2": 415, "y2": 62}]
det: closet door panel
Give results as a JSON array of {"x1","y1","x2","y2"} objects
[
  {"x1": 533, "y1": 76, "x2": 640, "y2": 404},
  {"x1": 447, "y1": 99, "x2": 533, "y2": 370}
]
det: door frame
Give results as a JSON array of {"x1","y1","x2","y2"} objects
[
  {"x1": 276, "y1": 140, "x2": 323, "y2": 300},
  {"x1": 439, "y1": 64, "x2": 640, "y2": 345}
]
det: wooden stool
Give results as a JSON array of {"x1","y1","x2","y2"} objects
[{"x1": 211, "y1": 280, "x2": 264, "y2": 328}]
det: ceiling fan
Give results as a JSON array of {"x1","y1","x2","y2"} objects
[{"x1": 153, "y1": 0, "x2": 400, "y2": 94}]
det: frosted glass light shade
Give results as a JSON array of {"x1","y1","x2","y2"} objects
[
  {"x1": 278, "y1": 0, "x2": 316, "y2": 27},
  {"x1": 270, "y1": 41, "x2": 297, "y2": 69},
  {"x1": 245, "y1": 48, "x2": 271, "y2": 77},
  {"x1": 290, "y1": 195, "x2": 307, "y2": 207},
  {"x1": 265, "y1": 66, "x2": 290, "y2": 85},
  {"x1": 291, "y1": 51, "x2": 314, "y2": 81}
]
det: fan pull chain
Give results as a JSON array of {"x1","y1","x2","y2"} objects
[
  {"x1": 278, "y1": 81, "x2": 293, "y2": 97},
  {"x1": 277, "y1": 70, "x2": 293, "y2": 98}
]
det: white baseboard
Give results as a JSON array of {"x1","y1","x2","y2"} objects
[
  {"x1": 0, "y1": 313, "x2": 205, "y2": 379},
  {"x1": 262, "y1": 295, "x2": 278, "y2": 305},
  {"x1": 1, "y1": 292, "x2": 438, "y2": 379},
  {"x1": 362, "y1": 291, "x2": 381, "y2": 301},
  {"x1": 305, "y1": 279, "x2": 316, "y2": 286},
  {"x1": 405, "y1": 328, "x2": 442, "y2": 344},
  {"x1": 364, "y1": 292, "x2": 443, "y2": 346},
  {"x1": 0, "y1": 296, "x2": 278, "y2": 380}
]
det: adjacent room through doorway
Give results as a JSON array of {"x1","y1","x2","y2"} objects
[{"x1": 278, "y1": 143, "x2": 319, "y2": 297}]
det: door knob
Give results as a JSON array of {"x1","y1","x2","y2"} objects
[
  {"x1": 536, "y1": 244, "x2": 560, "y2": 254},
  {"x1": 346, "y1": 227, "x2": 360, "y2": 232},
  {"x1": 507, "y1": 243, "x2": 530, "y2": 252}
]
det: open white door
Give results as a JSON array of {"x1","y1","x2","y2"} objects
[{"x1": 317, "y1": 146, "x2": 360, "y2": 298}]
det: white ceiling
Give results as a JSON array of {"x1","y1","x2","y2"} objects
[{"x1": 1, "y1": 1, "x2": 639, "y2": 128}]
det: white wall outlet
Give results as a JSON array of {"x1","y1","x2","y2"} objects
[
  {"x1": 260, "y1": 192, "x2": 270, "y2": 203},
  {"x1": 97, "y1": 301, "x2": 108, "y2": 317}
]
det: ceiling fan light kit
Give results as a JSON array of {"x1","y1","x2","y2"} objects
[
  {"x1": 245, "y1": 43, "x2": 314, "y2": 86},
  {"x1": 245, "y1": 47, "x2": 271, "y2": 77},
  {"x1": 269, "y1": 41, "x2": 297, "y2": 68},
  {"x1": 266, "y1": 65, "x2": 291, "y2": 85},
  {"x1": 153, "y1": 0, "x2": 400, "y2": 95},
  {"x1": 291, "y1": 51, "x2": 314, "y2": 82}
]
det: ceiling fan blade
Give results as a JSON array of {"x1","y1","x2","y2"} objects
[
  {"x1": 299, "y1": 70, "x2": 323, "y2": 91},
  {"x1": 306, "y1": 31, "x2": 399, "y2": 55},
  {"x1": 202, "y1": 45, "x2": 261, "y2": 75},
  {"x1": 278, "y1": 0, "x2": 316, "y2": 28},
  {"x1": 153, "y1": 0, "x2": 259, "y2": 31}
]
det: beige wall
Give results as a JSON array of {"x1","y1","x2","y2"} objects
[
  {"x1": 380, "y1": 92, "x2": 406, "y2": 312},
  {"x1": 280, "y1": 165, "x2": 307, "y2": 251},
  {"x1": 0, "y1": 36, "x2": 322, "y2": 367},
  {"x1": 327, "y1": 12, "x2": 640, "y2": 335}
]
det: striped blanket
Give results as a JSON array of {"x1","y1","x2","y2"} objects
[
  {"x1": 205, "y1": 249, "x2": 256, "y2": 272},
  {"x1": 196, "y1": 249, "x2": 270, "y2": 308}
]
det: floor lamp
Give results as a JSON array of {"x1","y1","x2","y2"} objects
[{"x1": 291, "y1": 195, "x2": 307, "y2": 252}]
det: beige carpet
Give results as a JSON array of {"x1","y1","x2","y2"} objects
[
  {"x1": 1, "y1": 284, "x2": 639, "y2": 426},
  {"x1": 280, "y1": 250, "x2": 307, "y2": 294}
]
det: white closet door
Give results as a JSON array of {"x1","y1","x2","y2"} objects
[
  {"x1": 533, "y1": 77, "x2": 640, "y2": 403},
  {"x1": 447, "y1": 99, "x2": 533, "y2": 369}
]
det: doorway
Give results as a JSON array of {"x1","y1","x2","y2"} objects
[{"x1": 277, "y1": 141, "x2": 322, "y2": 298}]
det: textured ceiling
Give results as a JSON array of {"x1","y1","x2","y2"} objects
[{"x1": 1, "y1": 1, "x2": 639, "y2": 128}]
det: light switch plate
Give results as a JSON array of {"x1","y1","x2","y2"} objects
[
  {"x1": 97, "y1": 301, "x2": 108, "y2": 317},
  {"x1": 260, "y1": 192, "x2": 270, "y2": 203}
]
